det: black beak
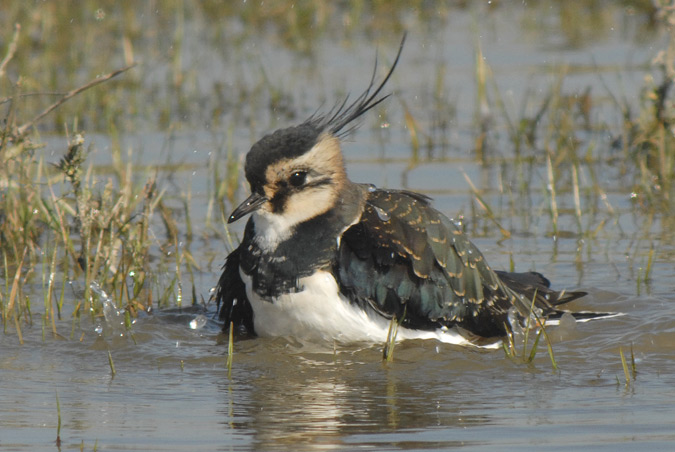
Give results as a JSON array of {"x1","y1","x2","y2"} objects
[{"x1": 228, "y1": 192, "x2": 267, "y2": 223}]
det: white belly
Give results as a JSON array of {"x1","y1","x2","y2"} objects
[{"x1": 242, "y1": 269, "x2": 495, "y2": 347}]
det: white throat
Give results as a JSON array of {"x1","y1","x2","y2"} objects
[{"x1": 251, "y1": 211, "x2": 296, "y2": 251}]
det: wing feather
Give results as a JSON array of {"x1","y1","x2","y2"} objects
[
  {"x1": 216, "y1": 246, "x2": 255, "y2": 335},
  {"x1": 337, "y1": 188, "x2": 523, "y2": 338}
]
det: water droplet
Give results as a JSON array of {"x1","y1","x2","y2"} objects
[
  {"x1": 368, "y1": 184, "x2": 377, "y2": 193},
  {"x1": 94, "y1": 324, "x2": 103, "y2": 335},
  {"x1": 189, "y1": 315, "x2": 207, "y2": 330},
  {"x1": 374, "y1": 206, "x2": 390, "y2": 222}
]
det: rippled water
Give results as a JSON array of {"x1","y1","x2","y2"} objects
[
  {"x1": 3, "y1": 2, "x2": 675, "y2": 451},
  {"x1": 3, "y1": 287, "x2": 675, "y2": 451}
]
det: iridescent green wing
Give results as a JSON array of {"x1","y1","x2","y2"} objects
[{"x1": 337, "y1": 188, "x2": 524, "y2": 338}]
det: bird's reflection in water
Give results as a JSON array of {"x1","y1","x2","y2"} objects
[{"x1": 216, "y1": 339, "x2": 494, "y2": 450}]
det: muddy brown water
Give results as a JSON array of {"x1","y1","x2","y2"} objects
[{"x1": 3, "y1": 3, "x2": 675, "y2": 451}]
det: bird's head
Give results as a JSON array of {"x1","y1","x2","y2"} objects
[
  {"x1": 228, "y1": 127, "x2": 346, "y2": 227},
  {"x1": 228, "y1": 35, "x2": 406, "y2": 229}
]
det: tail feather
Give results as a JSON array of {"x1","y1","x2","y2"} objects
[
  {"x1": 496, "y1": 270, "x2": 586, "y2": 307},
  {"x1": 545, "y1": 309, "x2": 624, "y2": 325},
  {"x1": 496, "y1": 270, "x2": 622, "y2": 324}
]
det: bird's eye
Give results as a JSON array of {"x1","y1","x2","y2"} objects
[{"x1": 289, "y1": 171, "x2": 307, "y2": 187}]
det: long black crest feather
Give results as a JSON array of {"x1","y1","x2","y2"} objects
[{"x1": 305, "y1": 33, "x2": 407, "y2": 137}]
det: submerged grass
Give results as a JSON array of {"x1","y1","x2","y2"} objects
[
  {"x1": 618, "y1": 344, "x2": 637, "y2": 387},
  {"x1": 107, "y1": 350, "x2": 116, "y2": 377},
  {"x1": 503, "y1": 292, "x2": 558, "y2": 371},
  {"x1": 227, "y1": 321, "x2": 234, "y2": 378},
  {"x1": 55, "y1": 389, "x2": 61, "y2": 447},
  {"x1": 382, "y1": 313, "x2": 403, "y2": 363}
]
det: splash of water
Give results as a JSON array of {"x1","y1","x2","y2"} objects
[{"x1": 90, "y1": 281, "x2": 126, "y2": 336}]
